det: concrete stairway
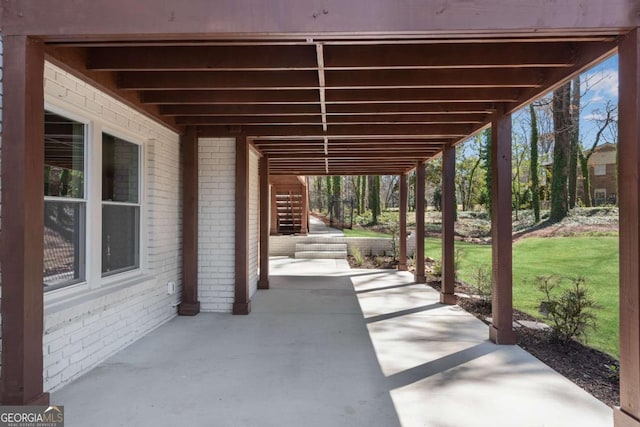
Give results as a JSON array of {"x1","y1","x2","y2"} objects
[{"x1": 294, "y1": 242, "x2": 348, "y2": 259}]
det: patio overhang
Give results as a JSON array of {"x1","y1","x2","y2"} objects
[{"x1": 1, "y1": 2, "x2": 639, "y2": 426}]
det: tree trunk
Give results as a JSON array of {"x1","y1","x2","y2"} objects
[
  {"x1": 480, "y1": 128, "x2": 492, "y2": 215},
  {"x1": 550, "y1": 82, "x2": 571, "y2": 222},
  {"x1": 579, "y1": 153, "x2": 592, "y2": 207},
  {"x1": 568, "y1": 76, "x2": 580, "y2": 208},
  {"x1": 332, "y1": 176, "x2": 342, "y2": 221},
  {"x1": 530, "y1": 104, "x2": 541, "y2": 222}
]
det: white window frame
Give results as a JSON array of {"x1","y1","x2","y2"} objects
[
  {"x1": 42, "y1": 99, "x2": 148, "y2": 298},
  {"x1": 100, "y1": 131, "x2": 143, "y2": 279},
  {"x1": 594, "y1": 164, "x2": 606, "y2": 176},
  {"x1": 594, "y1": 188, "x2": 607, "y2": 200},
  {"x1": 43, "y1": 104, "x2": 91, "y2": 293}
]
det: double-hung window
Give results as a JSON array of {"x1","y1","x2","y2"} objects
[
  {"x1": 101, "y1": 133, "x2": 141, "y2": 276},
  {"x1": 44, "y1": 111, "x2": 86, "y2": 289}
]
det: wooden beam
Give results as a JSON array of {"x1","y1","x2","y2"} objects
[
  {"x1": 119, "y1": 70, "x2": 319, "y2": 90},
  {"x1": 325, "y1": 88, "x2": 521, "y2": 103},
  {"x1": 87, "y1": 45, "x2": 318, "y2": 70},
  {"x1": 143, "y1": 90, "x2": 320, "y2": 105},
  {"x1": 267, "y1": 152, "x2": 437, "y2": 159},
  {"x1": 325, "y1": 68, "x2": 544, "y2": 88},
  {"x1": 161, "y1": 104, "x2": 321, "y2": 116},
  {"x1": 258, "y1": 155, "x2": 270, "y2": 289},
  {"x1": 615, "y1": 28, "x2": 640, "y2": 427},
  {"x1": 323, "y1": 42, "x2": 580, "y2": 68},
  {"x1": 398, "y1": 173, "x2": 408, "y2": 271},
  {"x1": 233, "y1": 135, "x2": 251, "y2": 315},
  {"x1": 326, "y1": 102, "x2": 497, "y2": 114},
  {"x1": 178, "y1": 128, "x2": 201, "y2": 315},
  {"x1": 197, "y1": 123, "x2": 473, "y2": 137},
  {"x1": 415, "y1": 161, "x2": 426, "y2": 283},
  {"x1": 0, "y1": 35, "x2": 49, "y2": 406},
  {"x1": 489, "y1": 113, "x2": 516, "y2": 345},
  {"x1": 176, "y1": 116, "x2": 323, "y2": 125},
  {"x1": 2, "y1": 1, "x2": 635, "y2": 38},
  {"x1": 440, "y1": 144, "x2": 457, "y2": 304}
]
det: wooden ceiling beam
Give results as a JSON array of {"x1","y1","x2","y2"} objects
[
  {"x1": 176, "y1": 113, "x2": 486, "y2": 125},
  {"x1": 268, "y1": 152, "x2": 437, "y2": 159},
  {"x1": 325, "y1": 68, "x2": 545, "y2": 88},
  {"x1": 119, "y1": 70, "x2": 319, "y2": 90},
  {"x1": 87, "y1": 45, "x2": 318, "y2": 70},
  {"x1": 142, "y1": 90, "x2": 320, "y2": 104},
  {"x1": 197, "y1": 123, "x2": 472, "y2": 137},
  {"x1": 323, "y1": 42, "x2": 581, "y2": 69},
  {"x1": 325, "y1": 88, "x2": 521, "y2": 102},
  {"x1": 160, "y1": 104, "x2": 321, "y2": 116}
]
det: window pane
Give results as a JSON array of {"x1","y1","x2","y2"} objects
[
  {"x1": 45, "y1": 112, "x2": 85, "y2": 198},
  {"x1": 102, "y1": 205, "x2": 140, "y2": 275},
  {"x1": 102, "y1": 134, "x2": 139, "y2": 203},
  {"x1": 44, "y1": 201, "x2": 85, "y2": 289}
]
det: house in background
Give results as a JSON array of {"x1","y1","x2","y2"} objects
[{"x1": 582, "y1": 142, "x2": 618, "y2": 205}]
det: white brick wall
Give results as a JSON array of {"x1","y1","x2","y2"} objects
[
  {"x1": 40, "y1": 62, "x2": 181, "y2": 391},
  {"x1": 198, "y1": 138, "x2": 236, "y2": 312},
  {"x1": 248, "y1": 150, "x2": 259, "y2": 298}
]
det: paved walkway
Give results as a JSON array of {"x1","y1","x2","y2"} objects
[{"x1": 53, "y1": 258, "x2": 612, "y2": 427}]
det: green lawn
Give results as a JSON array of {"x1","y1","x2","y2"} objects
[
  {"x1": 343, "y1": 228, "x2": 392, "y2": 238},
  {"x1": 424, "y1": 236, "x2": 619, "y2": 358}
]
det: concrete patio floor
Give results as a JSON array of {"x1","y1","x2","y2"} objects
[{"x1": 53, "y1": 258, "x2": 613, "y2": 427}]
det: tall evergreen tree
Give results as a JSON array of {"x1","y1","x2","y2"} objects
[
  {"x1": 478, "y1": 128, "x2": 492, "y2": 215},
  {"x1": 568, "y1": 76, "x2": 581, "y2": 208},
  {"x1": 529, "y1": 104, "x2": 541, "y2": 223},
  {"x1": 550, "y1": 82, "x2": 571, "y2": 222}
]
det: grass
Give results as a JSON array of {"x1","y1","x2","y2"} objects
[
  {"x1": 343, "y1": 228, "x2": 392, "y2": 238},
  {"x1": 424, "y1": 236, "x2": 619, "y2": 358}
]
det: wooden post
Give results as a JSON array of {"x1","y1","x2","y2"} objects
[
  {"x1": 0, "y1": 36, "x2": 49, "y2": 406},
  {"x1": 489, "y1": 113, "x2": 517, "y2": 345},
  {"x1": 415, "y1": 161, "x2": 426, "y2": 283},
  {"x1": 615, "y1": 28, "x2": 640, "y2": 427},
  {"x1": 258, "y1": 155, "x2": 270, "y2": 289},
  {"x1": 179, "y1": 127, "x2": 201, "y2": 315},
  {"x1": 398, "y1": 173, "x2": 408, "y2": 271},
  {"x1": 301, "y1": 177, "x2": 309, "y2": 234},
  {"x1": 233, "y1": 135, "x2": 251, "y2": 315},
  {"x1": 441, "y1": 145, "x2": 457, "y2": 304},
  {"x1": 270, "y1": 185, "x2": 278, "y2": 235}
]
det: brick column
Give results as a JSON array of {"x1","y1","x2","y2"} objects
[
  {"x1": 615, "y1": 28, "x2": 640, "y2": 427},
  {"x1": 398, "y1": 173, "x2": 408, "y2": 271},
  {"x1": 0, "y1": 36, "x2": 49, "y2": 405},
  {"x1": 234, "y1": 135, "x2": 251, "y2": 314},
  {"x1": 258, "y1": 155, "x2": 270, "y2": 289},
  {"x1": 441, "y1": 145, "x2": 457, "y2": 304},
  {"x1": 489, "y1": 113, "x2": 517, "y2": 345},
  {"x1": 415, "y1": 161, "x2": 426, "y2": 283},
  {"x1": 179, "y1": 128, "x2": 201, "y2": 315}
]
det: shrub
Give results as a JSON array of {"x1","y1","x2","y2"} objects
[
  {"x1": 351, "y1": 247, "x2": 365, "y2": 267},
  {"x1": 536, "y1": 275, "x2": 601, "y2": 345},
  {"x1": 431, "y1": 259, "x2": 442, "y2": 277},
  {"x1": 473, "y1": 264, "x2": 492, "y2": 305}
]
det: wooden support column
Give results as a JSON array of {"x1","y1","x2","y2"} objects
[
  {"x1": 398, "y1": 173, "x2": 408, "y2": 271},
  {"x1": 0, "y1": 36, "x2": 49, "y2": 406},
  {"x1": 615, "y1": 28, "x2": 640, "y2": 427},
  {"x1": 258, "y1": 155, "x2": 270, "y2": 289},
  {"x1": 415, "y1": 161, "x2": 426, "y2": 283},
  {"x1": 270, "y1": 186, "x2": 278, "y2": 235},
  {"x1": 179, "y1": 128, "x2": 201, "y2": 315},
  {"x1": 441, "y1": 145, "x2": 457, "y2": 305},
  {"x1": 233, "y1": 135, "x2": 251, "y2": 315},
  {"x1": 301, "y1": 178, "x2": 309, "y2": 234},
  {"x1": 489, "y1": 113, "x2": 517, "y2": 345}
]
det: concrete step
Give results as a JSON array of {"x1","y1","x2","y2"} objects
[
  {"x1": 295, "y1": 250, "x2": 348, "y2": 259},
  {"x1": 295, "y1": 243, "x2": 347, "y2": 252}
]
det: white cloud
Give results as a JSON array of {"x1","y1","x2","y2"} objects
[{"x1": 582, "y1": 68, "x2": 618, "y2": 99}]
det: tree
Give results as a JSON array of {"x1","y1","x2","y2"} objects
[
  {"x1": 550, "y1": 82, "x2": 572, "y2": 222},
  {"x1": 478, "y1": 128, "x2": 492, "y2": 214},
  {"x1": 568, "y1": 76, "x2": 581, "y2": 208},
  {"x1": 529, "y1": 104, "x2": 541, "y2": 222},
  {"x1": 579, "y1": 102, "x2": 616, "y2": 206},
  {"x1": 368, "y1": 175, "x2": 381, "y2": 224},
  {"x1": 332, "y1": 176, "x2": 342, "y2": 220}
]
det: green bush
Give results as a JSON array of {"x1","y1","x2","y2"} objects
[
  {"x1": 351, "y1": 247, "x2": 365, "y2": 267},
  {"x1": 536, "y1": 275, "x2": 601, "y2": 345},
  {"x1": 431, "y1": 259, "x2": 442, "y2": 277},
  {"x1": 472, "y1": 264, "x2": 492, "y2": 305}
]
